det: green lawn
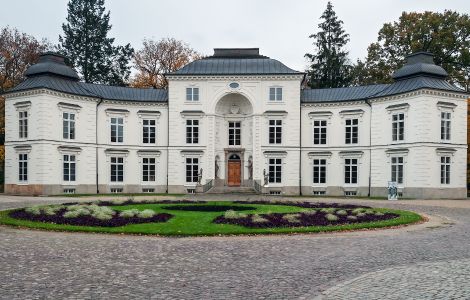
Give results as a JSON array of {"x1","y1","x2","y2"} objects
[{"x1": 0, "y1": 201, "x2": 423, "y2": 237}]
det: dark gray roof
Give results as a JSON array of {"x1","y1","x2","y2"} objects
[
  {"x1": 372, "y1": 76, "x2": 463, "y2": 98},
  {"x1": 24, "y1": 52, "x2": 80, "y2": 80},
  {"x1": 301, "y1": 84, "x2": 389, "y2": 102},
  {"x1": 168, "y1": 48, "x2": 302, "y2": 76},
  {"x1": 392, "y1": 52, "x2": 448, "y2": 80}
]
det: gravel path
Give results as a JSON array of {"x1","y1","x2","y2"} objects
[{"x1": 0, "y1": 195, "x2": 469, "y2": 300}]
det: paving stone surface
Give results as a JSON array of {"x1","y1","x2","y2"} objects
[{"x1": 0, "y1": 195, "x2": 469, "y2": 299}]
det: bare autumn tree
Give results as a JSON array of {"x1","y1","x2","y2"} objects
[{"x1": 132, "y1": 38, "x2": 201, "y2": 89}]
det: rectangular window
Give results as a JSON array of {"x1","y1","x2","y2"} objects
[
  {"x1": 391, "y1": 157, "x2": 403, "y2": 184},
  {"x1": 269, "y1": 87, "x2": 283, "y2": 101},
  {"x1": 19, "y1": 111, "x2": 28, "y2": 139},
  {"x1": 186, "y1": 157, "x2": 199, "y2": 183},
  {"x1": 142, "y1": 157, "x2": 156, "y2": 182},
  {"x1": 313, "y1": 120, "x2": 327, "y2": 144},
  {"x1": 345, "y1": 119, "x2": 358, "y2": 144},
  {"x1": 63, "y1": 154, "x2": 76, "y2": 181},
  {"x1": 110, "y1": 157, "x2": 124, "y2": 182},
  {"x1": 228, "y1": 122, "x2": 241, "y2": 146},
  {"x1": 441, "y1": 112, "x2": 451, "y2": 141},
  {"x1": 269, "y1": 120, "x2": 282, "y2": 144},
  {"x1": 313, "y1": 159, "x2": 327, "y2": 184},
  {"x1": 186, "y1": 119, "x2": 199, "y2": 144},
  {"x1": 110, "y1": 117, "x2": 124, "y2": 143},
  {"x1": 268, "y1": 158, "x2": 282, "y2": 183},
  {"x1": 143, "y1": 119, "x2": 156, "y2": 144},
  {"x1": 63, "y1": 112, "x2": 75, "y2": 139},
  {"x1": 18, "y1": 153, "x2": 28, "y2": 182},
  {"x1": 186, "y1": 87, "x2": 199, "y2": 101},
  {"x1": 440, "y1": 156, "x2": 451, "y2": 184},
  {"x1": 344, "y1": 158, "x2": 358, "y2": 184},
  {"x1": 392, "y1": 113, "x2": 404, "y2": 141}
]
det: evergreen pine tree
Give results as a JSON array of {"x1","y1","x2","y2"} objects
[
  {"x1": 58, "y1": 0, "x2": 133, "y2": 85},
  {"x1": 305, "y1": 1, "x2": 351, "y2": 88}
]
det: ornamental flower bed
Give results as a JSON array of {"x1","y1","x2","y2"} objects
[
  {"x1": 10, "y1": 204, "x2": 172, "y2": 227},
  {"x1": 213, "y1": 207, "x2": 398, "y2": 228},
  {"x1": 232, "y1": 200, "x2": 371, "y2": 210}
]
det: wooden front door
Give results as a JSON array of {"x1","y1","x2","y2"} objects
[{"x1": 227, "y1": 161, "x2": 241, "y2": 186}]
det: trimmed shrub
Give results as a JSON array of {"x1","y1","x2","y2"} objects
[
  {"x1": 347, "y1": 215, "x2": 358, "y2": 221},
  {"x1": 375, "y1": 212, "x2": 384, "y2": 216},
  {"x1": 137, "y1": 209, "x2": 156, "y2": 219},
  {"x1": 252, "y1": 214, "x2": 268, "y2": 223},
  {"x1": 282, "y1": 214, "x2": 301, "y2": 223},
  {"x1": 320, "y1": 208, "x2": 336, "y2": 214},
  {"x1": 302, "y1": 209, "x2": 317, "y2": 216},
  {"x1": 336, "y1": 210, "x2": 348, "y2": 216},
  {"x1": 25, "y1": 206, "x2": 43, "y2": 215},
  {"x1": 119, "y1": 209, "x2": 140, "y2": 218},
  {"x1": 325, "y1": 213, "x2": 339, "y2": 222}
]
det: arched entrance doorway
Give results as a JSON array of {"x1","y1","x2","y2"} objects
[{"x1": 227, "y1": 154, "x2": 241, "y2": 186}]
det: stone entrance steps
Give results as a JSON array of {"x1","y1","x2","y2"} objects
[{"x1": 206, "y1": 186, "x2": 257, "y2": 194}]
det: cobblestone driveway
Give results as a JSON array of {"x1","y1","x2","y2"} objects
[{"x1": 0, "y1": 195, "x2": 469, "y2": 299}]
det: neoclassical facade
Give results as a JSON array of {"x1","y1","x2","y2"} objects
[{"x1": 3, "y1": 48, "x2": 468, "y2": 198}]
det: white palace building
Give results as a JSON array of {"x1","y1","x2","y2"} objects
[{"x1": 3, "y1": 48, "x2": 469, "y2": 198}]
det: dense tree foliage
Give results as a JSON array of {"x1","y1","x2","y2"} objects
[
  {"x1": 58, "y1": 0, "x2": 134, "y2": 85},
  {"x1": 352, "y1": 11, "x2": 470, "y2": 91},
  {"x1": 305, "y1": 1, "x2": 352, "y2": 88},
  {"x1": 132, "y1": 38, "x2": 201, "y2": 89}
]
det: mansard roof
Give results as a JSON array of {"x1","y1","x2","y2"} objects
[
  {"x1": 6, "y1": 53, "x2": 168, "y2": 102},
  {"x1": 168, "y1": 48, "x2": 302, "y2": 76}
]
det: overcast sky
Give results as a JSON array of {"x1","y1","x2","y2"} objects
[{"x1": 1, "y1": 0, "x2": 469, "y2": 71}]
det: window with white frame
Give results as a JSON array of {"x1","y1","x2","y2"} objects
[
  {"x1": 19, "y1": 111, "x2": 28, "y2": 138},
  {"x1": 143, "y1": 119, "x2": 156, "y2": 144},
  {"x1": 186, "y1": 119, "x2": 199, "y2": 144},
  {"x1": 268, "y1": 158, "x2": 282, "y2": 183},
  {"x1": 313, "y1": 120, "x2": 327, "y2": 144},
  {"x1": 344, "y1": 158, "x2": 358, "y2": 184},
  {"x1": 63, "y1": 154, "x2": 76, "y2": 181},
  {"x1": 269, "y1": 87, "x2": 283, "y2": 101},
  {"x1": 18, "y1": 153, "x2": 28, "y2": 182},
  {"x1": 440, "y1": 156, "x2": 451, "y2": 184},
  {"x1": 269, "y1": 120, "x2": 282, "y2": 144},
  {"x1": 441, "y1": 112, "x2": 451, "y2": 141},
  {"x1": 110, "y1": 117, "x2": 124, "y2": 143},
  {"x1": 186, "y1": 157, "x2": 199, "y2": 183},
  {"x1": 63, "y1": 112, "x2": 75, "y2": 139},
  {"x1": 392, "y1": 113, "x2": 405, "y2": 141},
  {"x1": 391, "y1": 156, "x2": 404, "y2": 184},
  {"x1": 186, "y1": 87, "x2": 199, "y2": 101},
  {"x1": 142, "y1": 157, "x2": 156, "y2": 182},
  {"x1": 110, "y1": 157, "x2": 124, "y2": 182},
  {"x1": 228, "y1": 122, "x2": 241, "y2": 146},
  {"x1": 345, "y1": 119, "x2": 358, "y2": 144},
  {"x1": 313, "y1": 159, "x2": 326, "y2": 184}
]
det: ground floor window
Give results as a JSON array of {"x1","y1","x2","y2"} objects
[
  {"x1": 391, "y1": 156, "x2": 403, "y2": 184},
  {"x1": 63, "y1": 154, "x2": 76, "y2": 181},
  {"x1": 142, "y1": 157, "x2": 156, "y2": 182},
  {"x1": 110, "y1": 157, "x2": 124, "y2": 182},
  {"x1": 268, "y1": 158, "x2": 282, "y2": 183},
  {"x1": 313, "y1": 159, "x2": 326, "y2": 184},
  {"x1": 440, "y1": 156, "x2": 451, "y2": 184},
  {"x1": 344, "y1": 158, "x2": 358, "y2": 184},
  {"x1": 186, "y1": 157, "x2": 199, "y2": 183},
  {"x1": 19, "y1": 153, "x2": 28, "y2": 182}
]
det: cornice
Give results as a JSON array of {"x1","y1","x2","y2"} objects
[
  {"x1": 167, "y1": 74, "x2": 304, "y2": 81},
  {"x1": 5, "y1": 88, "x2": 98, "y2": 102}
]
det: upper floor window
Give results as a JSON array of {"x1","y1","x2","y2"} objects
[
  {"x1": 143, "y1": 119, "x2": 156, "y2": 144},
  {"x1": 186, "y1": 157, "x2": 199, "y2": 183},
  {"x1": 392, "y1": 113, "x2": 404, "y2": 141},
  {"x1": 111, "y1": 117, "x2": 124, "y2": 143},
  {"x1": 344, "y1": 158, "x2": 358, "y2": 184},
  {"x1": 110, "y1": 157, "x2": 124, "y2": 182},
  {"x1": 269, "y1": 87, "x2": 283, "y2": 101},
  {"x1": 268, "y1": 158, "x2": 282, "y2": 183},
  {"x1": 391, "y1": 156, "x2": 403, "y2": 184},
  {"x1": 313, "y1": 120, "x2": 327, "y2": 144},
  {"x1": 441, "y1": 112, "x2": 451, "y2": 141},
  {"x1": 142, "y1": 157, "x2": 156, "y2": 182},
  {"x1": 228, "y1": 122, "x2": 241, "y2": 146},
  {"x1": 269, "y1": 120, "x2": 282, "y2": 144},
  {"x1": 186, "y1": 87, "x2": 199, "y2": 101},
  {"x1": 63, "y1": 112, "x2": 75, "y2": 139},
  {"x1": 19, "y1": 111, "x2": 28, "y2": 139},
  {"x1": 19, "y1": 153, "x2": 28, "y2": 182},
  {"x1": 345, "y1": 119, "x2": 358, "y2": 144},
  {"x1": 186, "y1": 119, "x2": 199, "y2": 144},
  {"x1": 440, "y1": 156, "x2": 451, "y2": 184},
  {"x1": 313, "y1": 159, "x2": 326, "y2": 184},
  {"x1": 63, "y1": 154, "x2": 76, "y2": 181}
]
